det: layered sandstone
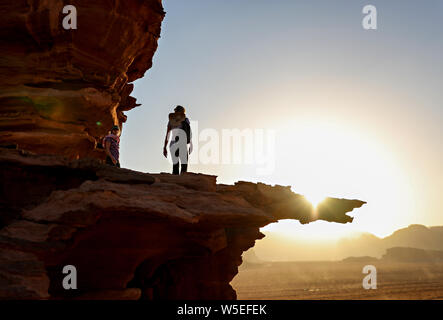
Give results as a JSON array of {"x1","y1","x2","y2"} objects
[
  {"x1": 0, "y1": 0, "x2": 164, "y2": 159},
  {"x1": 0, "y1": 1, "x2": 367, "y2": 300},
  {"x1": 0, "y1": 148, "x2": 365, "y2": 299}
]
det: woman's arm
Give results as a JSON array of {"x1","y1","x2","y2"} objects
[
  {"x1": 188, "y1": 120, "x2": 193, "y2": 154},
  {"x1": 163, "y1": 124, "x2": 170, "y2": 157}
]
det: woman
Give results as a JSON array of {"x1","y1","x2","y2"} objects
[
  {"x1": 163, "y1": 105, "x2": 193, "y2": 175},
  {"x1": 103, "y1": 125, "x2": 120, "y2": 168}
]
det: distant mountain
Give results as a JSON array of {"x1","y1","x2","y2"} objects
[
  {"x1": 382, "y1": 247, "x2": 443, "y2": 262},
  {"x1": 341, "y1": 256, "x2": 379, "y2": 263},
  {"x1": 383, "y1": 225, "x2": 443, "y2": 250},
  {"x1": 252, "y1": 231, "x2": 340, "y2": 261},
  {"x1": 252, "y1": 224, "x2": 443, "y2": 261},
  {"x1": 338, "y1": 224, "x2": 443, "y2": 259},
  {"x1": 336, "y1": 233, "x2": 384, "y2": 258},
  {"x1": 242, "y1": 249, "x2": 263, "y2": 264}
]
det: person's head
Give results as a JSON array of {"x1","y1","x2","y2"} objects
[
  {"x1": 174, "y1": 105, "x2": 185, "y2": 114},
  {"x1": 111, "y1": 125, "x2": 120, "y2": 135}
]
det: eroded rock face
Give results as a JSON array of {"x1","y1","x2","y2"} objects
[
  {"x1": 0, "y1": 0, "x2": 165, "y2": 159},
  {"x1": 0, "y1": 148, "x2": 365, "y2": 299},
  {"x1": 0, "y1": 1, "x2": 367, "y2": 300}
]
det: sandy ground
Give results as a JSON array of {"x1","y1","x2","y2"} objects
[{"x1": 231, "y1": 261, "x2": 443, "y2": 300}]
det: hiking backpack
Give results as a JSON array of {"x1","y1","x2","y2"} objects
[{"x1": 181, "y1": 119, "x2": 191, "y2": 144}]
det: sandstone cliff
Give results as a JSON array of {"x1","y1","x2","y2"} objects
[
  {"x1": 0, "y1": 147, "x2": 365, "y2": 299},
  {"x1": 0, "y1": 1, "x2": 366, "y2": 300},
  {"x1": 0, "y1": 0, "x2": 164, "y2": 159},
  {"x1": 382, "y1": 247, "x2": 443, "y2": 263}
]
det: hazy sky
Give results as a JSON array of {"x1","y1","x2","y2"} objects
[{"x1": 121, "y1": 0, "x2": 442, "y2": 239}]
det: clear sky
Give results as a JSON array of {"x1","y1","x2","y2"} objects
[{"x1": 120, "y1": 0, "x2": 442, "y2": 239}]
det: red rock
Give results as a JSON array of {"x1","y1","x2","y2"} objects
[
  {"x1": 0, "y1": 148, "x2": 365, "y2": 299},
  {"x1": 0, "y1": 0, "x2": 165, "y2": 159},
  {"x1": 74, "y1": 288, "x2": 142, "y2": 300},
  {"x1": 0, "y1": 1, "x2": 366, "y2": 300}
]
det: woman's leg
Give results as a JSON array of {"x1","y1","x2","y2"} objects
[
  {"x1": 179, "y1": 145, "x2": 188, "y2": 174},
  {"x1": 172, "y1": 148, "x2": 180, "y2": 175}
]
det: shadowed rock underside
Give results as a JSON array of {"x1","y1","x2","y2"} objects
[
  {"x1": 0, "y1": 148, "x2": 365, "y2": 299},
  {"x1": 0, "y1": 0, "x2": 366, "y2": 300}
]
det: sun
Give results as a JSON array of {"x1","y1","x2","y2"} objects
[{"x1": 303, "y1": 192, "x2": 326, "y2": 208}]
